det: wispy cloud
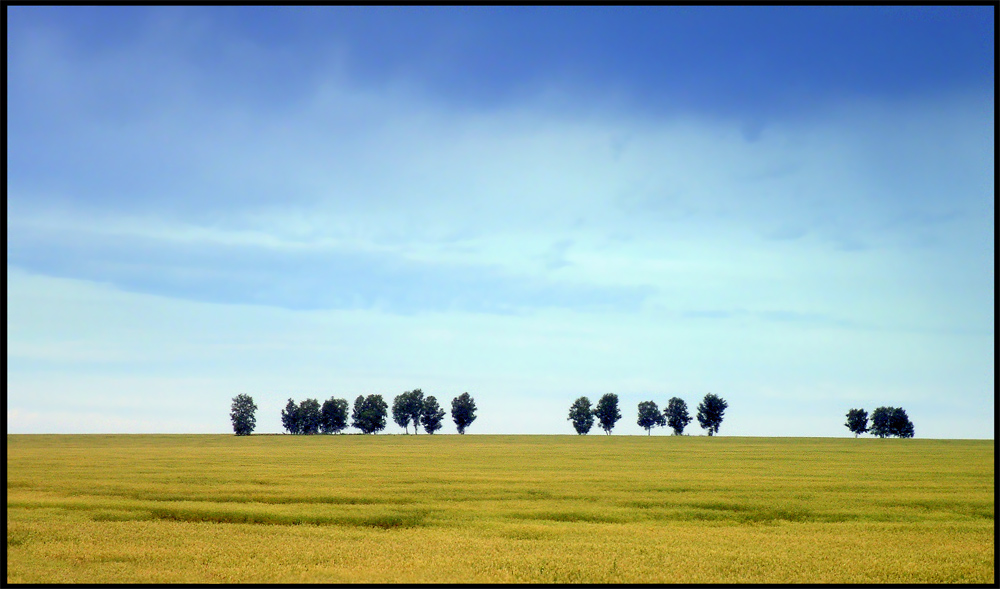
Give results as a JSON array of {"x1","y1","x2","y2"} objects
[{"x1": 6, "y1": 7, "x2": 994, "y2": 436}]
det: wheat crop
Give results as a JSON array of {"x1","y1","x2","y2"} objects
[{"x1": 6, "y1": 434, "x2": 993, "y2": 583}]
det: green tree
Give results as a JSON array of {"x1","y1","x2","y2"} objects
[
  {"x1": 320, "y1": 397, "x2": 349, "y2": 434},
  {"x1": 637, "y1": 400, "x2": 665, "y2": 435},
  {"x1": 594, "y1": 393, "x2": 622, "y2": 435},
  {"x1": 451, "y1": 392, "x2": 477, "y2": 434},
  {"x1": 393, "y1": 389, "x2": 426, "y2": 434},
  {"x1": 352, "y1": 394, "x2": 388, "y2": 435},
  {"x1": 420, "y1": 395, "x2": 446, "y2": 435},
  {"x1": 281, "y1": 398, "x2": 301, "y2": 434},
  {"x1": 230, "y1": 394, "x2": 257, "y2": 436},
  {"x1": 845, "y1": 408, "x2": 869, "y2": 437},
  {"x1": 889, "y1": 408, "x2": 915, "y2": 438},
  {"x1": 298, "y1": 398, "x2": 322, "y2": 435},
  {"x1": 392, "y1": 393, "x2": 412, "y2": 434},
  {"x1": 696, "y1": 393, "x2": 728, "y2": 436},
  {"x1": 663, "y1": 397, "x2": 692, "y2": 436},
  {"x1": 870, "y1": 406, "x2": 893, "y2": 438},
  {"x1": 567, "y1": 396, "x2": 595, "y2": 435}
]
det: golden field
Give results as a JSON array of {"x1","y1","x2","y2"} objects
[{"x1": 6, "y1": 434, "x2": 994, "y2": 583}]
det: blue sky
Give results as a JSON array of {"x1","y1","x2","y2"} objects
[{"x1": 7, "y1": 6, "x2": 994, "y2": 437}]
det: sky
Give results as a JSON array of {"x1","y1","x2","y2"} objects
[{"x1": 6, "y1": 6, "x2": 995, "y2": 438}]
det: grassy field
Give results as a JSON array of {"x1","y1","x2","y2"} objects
[{"x1": 6, "y1": 434, "x2": 994, "y2": 583}]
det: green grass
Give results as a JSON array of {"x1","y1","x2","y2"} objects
[{"x1": 6, "y1": 434, "x2": 994, "y2": 583}]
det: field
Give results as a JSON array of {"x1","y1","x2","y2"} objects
[{"x1": 6, "y1": 434, "x2": 994, "y2": 584}]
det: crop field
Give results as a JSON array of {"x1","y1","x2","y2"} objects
[{"x1": 6, "y1": 434, "x2": 994, "y2": 583}]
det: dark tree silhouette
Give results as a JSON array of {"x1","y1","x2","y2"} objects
[
  {"x1": 451, "y1": 392, "x2": 478, "y2": 434},
  {"x1": 663, "y1": 397, "x2": 692, "y2": 436},
  {"x1": 321, "y1": 397, "x2": 349, "y2": 434},
  {"x1": 352, "y1": 394, "x2": 388, "y2": 434},
  {"x1": 637, "y1": 400, "x2": 666, "y2": 435},
  {"x1": 594, "y1": 393, "x2": 622, "y2": 435},
  {"x1": 393, "y1": 389, "x2": 425, "y2": 434},
  {"x1": 890, "y1": 408, "x2": 915, "y2": 439},
  {"x1": 870, "y1": 407, "x2": 889, "y2": 437},
  {"x1": 281, "y1": 398, "x2": 301, "y2": 434},
  {"x1": 845, "y1": 408, "x2": 869, "y2": 437},
  {"x1": 567, "y1": 396, "x2": 595, "y2": 435},
  {"x1": 696, "y1": 393, "x2": 728, "y2": 436},
  {"x1": 298, "y1": 398, "x2": 322, "y2": 435},
  {"x1": 230, "y1": 394, "x2": 257, "y2": 436},
  {"x1": 420, "y1": 395, "x2": 446, "y2": 434}
]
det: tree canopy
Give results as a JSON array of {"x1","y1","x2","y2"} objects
[
  {"x1": 871, "y1": 406, "x2": 914, "y2": 438},
  {"x1": 229, "y1": 394, "x2": 257, "y2": 436},
  {"x1": 451, "y1": 392, "x2": 477, "y2": 434},
  {"x1": 352, "y1": 394, "x2": 388, "y2": 434},
  {"x1": 281, "y1": 398, "x2": 301, "y2": 434},
  {"x1": 420, "y1": 395, "x2": 446, "y2": 434},
  {"x1": 393, "y1": 389, "x2": 425, "y2": 434},
  {"x1": 663, "y1": 397, "x2": 692, "y2": 436},
  {"x1": 696, "y1": 393, "x2": 728, "y2": 436},
  {"x1": 298, "y1": 398, "x2": 322, "y2": 435},
  {"x1": 845, "y1": 408, "x2": 869, "y2": 437},
  {"x1": 594, "y1": 393, "x2": 622, "y2": 435},
  {"x1": 637, "y1": 400, "x2": 665, "y2": 435},
  {"x1": 567, "y1": 396, "x2": 595, "y2": 435},
  {"x1": 321, "y1": 397, "x2": 349, "y2": 434}
]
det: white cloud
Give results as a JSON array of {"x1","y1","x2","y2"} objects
[{"x1": 6, "y1": 20, "x2": 992, "y2": 437}]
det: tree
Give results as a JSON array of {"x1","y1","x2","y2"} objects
[
  {"x1": 451, "y1": 392, "x2": 477, "y2": 434},
  {"x1": 392, "y1": 393, "x2": 412, "y2": 434},
  {"x1": 663, "y1": 397, "x2": 692, "y2": 436},
  {"x1": 594, "y1": 393, "x2": 622, "y2": 435},
  {"x1": 845, "y1": 408, "x2": 869, "y2": 437},
  {"x1": 320, "y1": 397, "x2": 349, "y2": 434},
  {"x1": 281, "y1": 398, "x2": 301, "y2": 434},
  {"x1": 420, "y1": 396, "x2": 446, "y2": 435},
  {"x1": 872, "y1": 406, "x2": 915, "y2": 438},
  {"x1": 696, "y1": 393, "x2": 728, "y2": 436},
  {"x1": 297, "y1": 398, "x2": 321, "y2": 435},
  {"x1": 637, "y1": 400, "x2": 666, "y2": 435},
  {"x1": 352, "y1": 394, "x2": 388, "y2": 434},
  {"x1": 567, "y1": 396, "x2": 595, "y2": 435},
  {"x1": 889, "y1": 408, "x2": 915, "y2": 438},
  {"x1": 393, "y1": 389, "x2": 426, "y2": 434},
  {"x1": 869, "y1": 406, "x2": 893, "y2": 438},
  {"x1": 230, "y1": 394, "x2": 257, "y2": 436}
]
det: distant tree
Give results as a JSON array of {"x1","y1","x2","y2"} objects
[
  {"x1": 392, "y1": 393, "x2": 412, "y2": 434},
  {"x1": 696, "y1": 393, "x2": 728, "y2": 436},
  {"x1": 889, "y1": 408, "x2": 914, "y2": 438},
  {"x1": 567, "y1": 396, "x2": 595, "y2": 435},
  {"x1": 351, "y1": 395, "x2": 366, "y2": 434},
  {"x1": 845, "y1": 408, "x2": 869, "y2": 438},
  {"x1": 393, "y1": 389, "x2": 425, "y2": 434},
  {"x1": 281, "y1": 398, "x2": 301, "y2": 434},
  {"x1": 298, "y1": 398, "x2": 322, "y2": 435},
  {"x1": 594, "y1": 393, "x2": 622, "y2": 435},
  {"x1": 451, "y1": 392, "x2": 477, "y2": 434},
  {"x1": 352, "y1": 394, "x2": 388, "y2": 435},
  {"x1": 663, "y1": 397, "x2": 692, "y2": 436},
  {"x1": 230, "y1": 394, "x2": 257, "y2": 436},
  {"x1": 420, "y1": 395, "x2": 446, "y2": 435},
  {"x1": 869, "y1": 406, "x2": 893, "y2": 438},
  {"x1": 637, "y1": 401, "x2": 666, "y2": 435},
  {"x1": 320, "y1": 397, "x2": 349, "y2": 434}
]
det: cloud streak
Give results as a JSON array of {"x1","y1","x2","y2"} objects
[{"x1": 6, "y1": 7, "x2": 994, "y2": 437}]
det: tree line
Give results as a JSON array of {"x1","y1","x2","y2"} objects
[
  {"x1": 229, "y1": 391, "x2": 477, "y2": 436},
  {"x1": 845, "y1": 407, "x2": 914, "y2": 438},
  {"x1": 230, "y1": 393, "x2": 917, "y2": 438},
  {"x1": 568, "y1": 393, "x2": 728, "y2": 436}
]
